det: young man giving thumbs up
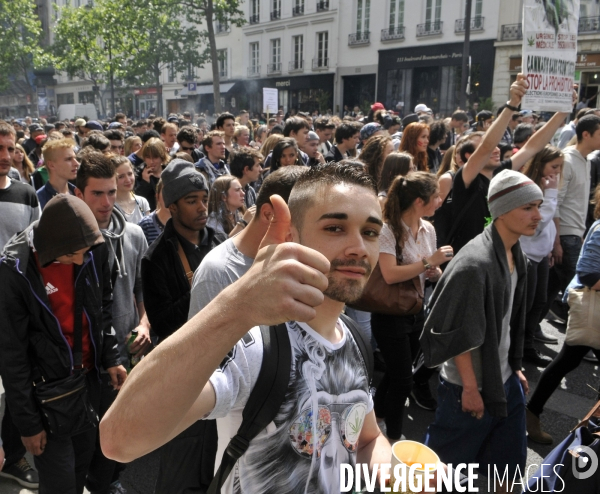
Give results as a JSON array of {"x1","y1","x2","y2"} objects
[{"x1": 101, "y1": 163, "x2": 396, "y2": 492}]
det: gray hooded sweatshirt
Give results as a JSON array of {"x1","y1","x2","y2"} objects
[{"x1": 103, "y1": 207, "x2": 148, "y2": 363}]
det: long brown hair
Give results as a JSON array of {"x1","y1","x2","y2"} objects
[
  {"x1": 436, "y1": 145, "x2": 456, "y2": 177},
  {"x1": 594, "y1": 184, "x2": 600, "y2": 220},
  {"x1": 522, "y1": 145, "x2": 563, "y2": 188},
  {"x1": 399, "y1": 122, "x2": 429, "y2": 172},
  {"x1": 383, "y1": 171, "x2": 439, "y2": 261},
  {"x1": 141, "y1": 137, "x2": 170, "y2": 164},
  {"x1": 13, "y1": 143, "x2": 35, "y2": 183},
  {"x1": 378, "y1": 152, "x2": 413, "y2": 193},
  {"x1": 208, "y1": 175, "x2": 245, "y2": 234},
  {"x1": 360, "y1": 135, "x2": 392, "y2": 187}
]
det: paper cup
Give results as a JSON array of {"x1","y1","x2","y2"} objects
[{"x1": 390, "y1": 440, "x2": 440, "y2": 493}]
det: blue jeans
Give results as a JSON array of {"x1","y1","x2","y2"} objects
[{"x1": 424, "y1": 373, "x2": 526, "y2": 479}]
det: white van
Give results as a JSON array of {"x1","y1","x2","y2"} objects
[{"x1": 57, "y1": 104, "x2": 98, "y2": 121}]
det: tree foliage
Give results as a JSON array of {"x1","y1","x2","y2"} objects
[
  {"x1": 0, "y1": 0, "x2": 44, "y2": 104},
  {"x1": 179, "y1": 0, "x2": 246, "y2": 112}
]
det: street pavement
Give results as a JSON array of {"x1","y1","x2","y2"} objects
[{"x1": 1, "y1": 317, "x2": 598, "y2": 493}]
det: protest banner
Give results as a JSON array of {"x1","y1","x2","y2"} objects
[
  {"x1": 263, "y1": 88, "x2": 278, "y2": 114},
  {"x1": 521, "y1": 0, "x2": 579, "y2": 112}
]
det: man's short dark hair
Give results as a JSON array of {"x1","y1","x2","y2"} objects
[
  {"x1": 216, "y1": 113, "x2": 235, "y2": 129},
  {"x1": 576, "y1": 107, "x2": 595, "y2": 121},
  {"x1": 288, "y1": 162, "x2": 376, "y2": 230},
  {"x1": 429, "y1": 120, "x2": 448, "y2": 144},
  {"x1": 513, "y1": 123, "x2": 535, "y2": 145},
  {"x1": 141, "y1": 130, "x2": 160, "y2": 143},
  {"x1": 82, "y1": 133, "x2": 110, "y2": 152},
  {"x1": 451, "y1": 111, "x2": 469, "y2": 123},
  {"x1": 270, "y1": 125, "x2": 284, "y2": 135},
  {"x1": 229, "y1": 148, "x2": 263, "y2": 178},
  {"x1": 76, "y1": 152, "x2": 116, "y2": 192},
  {"x1": 254, "y1": 165, "x2": 308, "y2": 219},
  {"x1": 152, "y1": 117, "x2": 166, "y2": 134},
  {"x1": 177, "y1": 126, "x2": 197, "y2": 145},
  {"x1": 103, "y1": 129, "x2": 124, "y2": 142},
  {"x1": 314, "y1": 117, "x2": 336, "y2": 131},
  {"x1": 511, "y1": 113, "x2": 521, "y2": 122},
  {"x1": 335, "y1": 122, "x2": 361, "y2": 143},
  {"x1": 114, "y1": 113, "x2": 126, "y2": 122},
  {"x1": 283, "y1": 117, "x2": 310, "y2": 137},
  {"x1": 577, "y1": 115, "x2": 600, "y2": 141}
]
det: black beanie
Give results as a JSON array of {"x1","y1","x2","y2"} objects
[{"x1": 33, "y1": 194, "x2": 104, "y2": 266}]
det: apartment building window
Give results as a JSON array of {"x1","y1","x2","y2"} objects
[
  {"x1": 168, "y1": 62, "x2": 176, "y2": 83},
  {"x1": 356, "y1": 0, "x2": 370, "y2": 36},
  {"x1": 388, "y1": 0, "x2": 404, "y2": 32},
  {"x1": 293, "y1": 0, "x2": 305, "y2": 16},
  {"x1": 217, "y1": 49, "x2": 228, "y2": 77},
  {"x1": 186, "y1": 63, "x2": 196, "y2": 81},
  {"x1": 271, "y1": 0, "x2": 281, "y2": 19},
  {"x1": 269, "y1": 38, "x2": 281, "y2": 73},
  {"x1": 250, "y1": 42, "x2": 260, "y2": 73},
  {"x1": 316, "y1": 32, "x2": 328, "y2": 67},
  {"x1": 250, "y1": 0, "x2": 260, "y2": 23},
  {"x1": 425, "y1": 0, "x2": 442, "y2": 26},
  {"x1": 292, "y1": 35, "x2": 304, "y2": 70}
]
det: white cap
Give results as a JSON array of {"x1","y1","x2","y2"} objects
[{"x1": 414, "y1": 103, "x2": 433, "y2": 115}]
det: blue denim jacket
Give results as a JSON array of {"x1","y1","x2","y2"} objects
[{"x1": 564, "y1": 219, "x2": 600, "y2": 301}]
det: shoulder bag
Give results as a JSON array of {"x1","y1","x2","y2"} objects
[{"x1": 565, "y1": 224, "x2": 600, "y2": 349}]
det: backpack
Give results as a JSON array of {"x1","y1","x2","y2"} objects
[{"x1": 207, "y1": 313, "x2": 374, "y2": 494}]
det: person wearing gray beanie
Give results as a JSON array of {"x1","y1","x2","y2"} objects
[
  {"x1": 488, "y1": 169, "x2": 544, "y2": 222},
  {"x1": 302, "y1": 131, "x2": 326, "y2": 167},
  {"x1": 161, "y1": 158, "x2": 208, "y2": 208},
  {"x1": 422, "y1": 172, "x2": 542, "y2": 483}
]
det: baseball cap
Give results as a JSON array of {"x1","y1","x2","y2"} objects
[
  {"x1": 414, "y1": 104, "x2": 433, "y2": 115},
  {"x1": 29, "y1": 124, "x2": 43, "y2": 133},
  {"x1": 84, "y1": 120, "x2": 104, "y2": 131},
  {"x1": 371, "y1": 102, "x2": 385, "y2": 111},
  {"x1": 74, "y1": 118, "x2": 87, "y2": 127}
]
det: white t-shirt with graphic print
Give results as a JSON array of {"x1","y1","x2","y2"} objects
[{"x1": 206, "y1": 318, "x2": 373, "y2": 494}]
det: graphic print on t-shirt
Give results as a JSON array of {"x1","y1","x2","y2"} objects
[{"x1": 232, "y1": 321, "x2": 371, "y2": 494}]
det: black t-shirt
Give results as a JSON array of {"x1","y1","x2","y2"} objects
[{"x1": 450, "y1": 159, "x2": 512, "y2": 253}]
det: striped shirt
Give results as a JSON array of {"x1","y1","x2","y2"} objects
[{"x1": 0, "y1": 179, "x2": 39, "y2": 251}]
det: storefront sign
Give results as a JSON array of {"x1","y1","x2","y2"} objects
[
  {"x1": 396, "y1": 53, "x2": 462, "y2": 64},
  {"x1": 134, "y1": 87, "x2": 159, "y2": 96},
  {"x1": 263, "y1": 87, "x2": 278, "y2": 113},
  {"x1": 521, "y1": 0, "x2": 579, "y2": 111},
  {"x1": 275, "y1": 80, "x2": 291, "y2": 87}
]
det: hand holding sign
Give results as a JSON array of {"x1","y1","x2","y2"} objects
[{"x1": 239, "y1": 195, "x2": 330, "y2": 328}]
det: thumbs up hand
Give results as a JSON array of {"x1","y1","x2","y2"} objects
[{"x1": 240, "y1": 195, "x2": 330, "y2": 327}]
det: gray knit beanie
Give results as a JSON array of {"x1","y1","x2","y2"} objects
[
  {"x1": 488, "y1": 169, "x2": 543, "y2": 220},
  {"x1": 162, "y1": 159, "x2": 208, "y2": 207}
]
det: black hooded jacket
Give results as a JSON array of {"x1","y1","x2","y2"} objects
[{"x1": 0, "y1": 225, "x2": 121, "y2": 437}]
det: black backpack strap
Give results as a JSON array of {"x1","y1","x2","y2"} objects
[
  {"x1": 340, "y1": 313, "x2": 373, "y2": 385},
  {"x1": 208, "y1": 323, "x2": 291, "y2": 494}
]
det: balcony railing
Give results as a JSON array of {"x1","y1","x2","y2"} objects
[
  {"x1": 348, "y1": 31, "x2": 370, "y2": 46},
  {"x1": 292, "y1": 5, "x2": 304, "y2": 16},
  {"x1": 249, "y1": 13, "x2": 260, "y2": 24},
  {"x1": 312, "y1": 58, "x2": 328, "y2": 70},
  {"x1": 381, "y1": 26, "x2": 405, "y2": 41},
  {"x1": 316, "y1": 0, "x2": 329, "y2": 11},
  {"x1": 270, "y1": 9, "x2": 281, "y2": 20},
  {"x1": 417, "y1": 21, "x2": 443, "y2": 37},
  {"x1": 289, "y1": 59, "x2": 304, "y2": 72},
  {"x1": 579, "y1": 16, "x2": 600, "y2": 33},
  {"x1": 215, "y1": 23, "x2": 230, "y2": 35},
  {"x1": 247, "y1": 66, "x2": 260, "y2": 77},
  {"x1": 455, "y1": 16, "x2": 484, "y2": 33},
  {"x1": 500, "y1": 23, "x2": 522, "y2": 41},
  {"x1": 267, "y1": 63, "x2": 282, "y2": 74}
]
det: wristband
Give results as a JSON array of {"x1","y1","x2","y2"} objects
[
  {"x1": 422, "y1": 258, "x2": 432, "y2": 270},
  {"x1": 505, "y1": 101, "x2": 521, "y2": 112},
  {"x1": 237, "y1": 219, "x2": 248, "y2": 228}
]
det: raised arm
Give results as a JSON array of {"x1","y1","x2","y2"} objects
[
  {"x1": 461, "y1": 74, "x2": 528, "y2": 188},
  {"x1": 511, "y1": 112, "x2": 569, "y2": 170},
  {"x1": 100, "y1": 196, "x2": 330, "y2": 462}
]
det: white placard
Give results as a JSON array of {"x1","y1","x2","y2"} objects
[
  {"x1": 521, "y1": 0, "x2": 579, "y2": 112},
  {"x1": 263, "y1": 87, "x2": 278, "y2": 114}
]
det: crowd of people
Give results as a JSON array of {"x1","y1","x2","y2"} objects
[{"x1": 0, "y1": 72, "x2": 599, "y2": 494}]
